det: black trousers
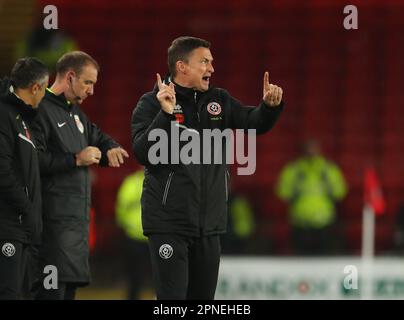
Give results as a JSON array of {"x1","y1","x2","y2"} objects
[
  {"x1": 0, "y1": 240, "x2": 27, "y2": 300},
  {"x1": 123, "y1": 237, "x2": 153, "y2": 300},
  {"x1": 148, "y1": 234, "x2": 221, "y2": 300}
]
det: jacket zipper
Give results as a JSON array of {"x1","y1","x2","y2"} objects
[
  {"x1": 24, "y1": 186, "x2": 29, "y2": 197},
  {"x1": 195, "y1": 91, "x2": 206, "y2": 236},
  {"x1": 195, "y1": 92, "x2": 200, "y2": 122},
  {"x1": 225, "y1": 170, "x2": 229, "y2": 201},
  {"x1": 76, "y1": 110, "x2": 87, "y2": 222},
  {"x1": 162, "y1": 171, "x2": 174, "y2": 205},
  {"x1": 21, "y1": 186, "x2": 29, "y2": 224}
]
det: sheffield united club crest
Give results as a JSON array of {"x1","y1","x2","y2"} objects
[{"x1": 74, "y1": 114, "x2": 84, "y2": 134}]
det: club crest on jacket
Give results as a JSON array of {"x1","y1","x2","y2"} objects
[
  {"x1": 74, "y1": 114, "x2": 84, "y2": 134},
  {"x1": 207, "y1": 102, "x2": 222, "y2": 115}
]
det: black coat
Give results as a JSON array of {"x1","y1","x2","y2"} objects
[
  {"x1": 0, "y1": 79, "x2": 42, "y2": 244},
  {"x1": 131, "y1": 79, "x2": 283, "y2": 237},
  {"x1": 31, "y1": 89, "x2": 119, "y2": 284}
]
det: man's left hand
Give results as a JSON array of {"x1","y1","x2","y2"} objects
[
  {"x1": 107, "y1": 147, "x2": 129, "y2": 167},
  {"x1": 263, "y1": 71, "x2": 283, "y2": 107}
]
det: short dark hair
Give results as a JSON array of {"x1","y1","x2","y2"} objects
[
  {"x1": 56, "y1": 51, "x2": 100, "y2": 76},
  {"x1": 168, "y1": 36, "x2": 211, "y2": 77},
  {"x1": 10, "y1": 57, "x2": 49, "y2": 89}
]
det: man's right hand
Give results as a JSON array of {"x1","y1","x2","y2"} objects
[
  {"x1": 75, "y1": 146, "x2": 102, "y2": 166},
  {"x1": 156, "y1": 73, "x2": 176, "y2": 114}
]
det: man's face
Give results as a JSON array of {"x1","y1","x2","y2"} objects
[
  {"x1": 69, "y1": 64, "x2": 98, "y2": 104},
  {"x1": 32, "y1": 76, "x2": 49, "y2": 108},
  {"x1": 181, "y1": 47, "x2": 214, "y2": 92}
]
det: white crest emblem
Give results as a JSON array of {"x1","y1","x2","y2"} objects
[
  {"x1": 207, "y1": 102, "x2": 222, "y2": 115},
  {"x1": 2, "y1": 243, "x2": 16, "y2": 257},
  {"x1": 159, "y1": 244, "x2": 173, "y2": 259},
  {"x1": 74, "y1": 115, "x2": 84, "y2": 134}
]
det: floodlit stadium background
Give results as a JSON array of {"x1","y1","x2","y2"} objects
[{"x1": 1, "y1": 0, "x2": 403, "y2": 299}]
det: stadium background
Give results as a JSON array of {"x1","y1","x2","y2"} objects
[{"x1": 0, "y1": 0, "x2": 403, "y2": 298}]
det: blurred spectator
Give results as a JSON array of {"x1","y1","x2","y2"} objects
[
  {"x1": 221, "y1": 191, "x2": 256, "y2": 255},
  {"x1": 115, "y1": 169, "x2": 153, "y2": 300},
  {"x1": 275, "y1": 139, "x2": 347, "y2": 255},
  {"x1": 15, "y1": 26, "x2": 77, "y2": 74}
]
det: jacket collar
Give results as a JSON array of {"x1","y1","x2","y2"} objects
[
  {"x1": 44, "y1": 88, "x2": 74, "y2": 111},
  {"x1": 152, "y1": 74, "x2": 212, "y2": 101},
  {"x1": 0, "y1": 84, "x2": 37, "y2": 121}
]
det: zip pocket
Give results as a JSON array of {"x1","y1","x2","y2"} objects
[
  {"x1": 162, "y1": 172, "x2": 174, "y2": 205},
  {"x1": 225, "y1": 169, "x2": 229, "y2": 201}
]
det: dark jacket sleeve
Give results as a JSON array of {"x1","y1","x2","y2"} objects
[
  {"x1": 30, "y1": 107, "x2": 76, "y2": 175},
  {"x1": 80, "y1": 110, "x2": 120, "y2": 167},
  {"x1": 0, "y1": 120, "x2": 32, "y2": 215},
  {"x1": 223, "y1": 89, "x2": 284, "y2": 134},
  {"x1": 131, "y1": 93, "x2": 176, "y2": 165}
]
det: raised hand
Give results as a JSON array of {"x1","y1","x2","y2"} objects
[
  {"x1": 156, "y1": 73, "x2": 176, "y2": 114},
  {"x1": 263, "y1": 71, "x2": 283, "y2": 107}
]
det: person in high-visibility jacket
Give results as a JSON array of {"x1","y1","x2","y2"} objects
[
  {"x1": 221, "y1": 192, "x2": 256, "y2": 255},
  {"x1": 15, "y1": 26, "x2": 78, "y2": 75},
  {"x1": 276, "y1": 139, "x2": 347, "y2": 255},
  {"x1": 116, "y1": 169, "x2": 153, "y2": 299}
]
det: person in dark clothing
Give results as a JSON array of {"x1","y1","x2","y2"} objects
[
  {"x1": 0, "y1": 57, "x2": 49, "y2": 299},
  {"x1": 31, "y1": 51, "x2": 129, "y2": 300},
  {"x1": 116, "y1": 170, "x2": 154, "y2": 300},
  {"x1": 131, "y1": 36, "x2": 284, "y2": 300}
]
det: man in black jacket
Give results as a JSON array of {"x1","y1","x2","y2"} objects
[
  {"x1": 0, "y1": 57, "x2": 49, "y2": 299},
  {"x1": 131, "y1": 36, "x2": 284, "y2": 299},
  {"x1": 31, "y1": 51, "x2": 129, "y2": 300}
]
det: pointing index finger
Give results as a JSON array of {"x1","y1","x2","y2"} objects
[
  {"x1": 263, "y1": 71, "x2": 270, "y2": 92},
  {"x1": 156, "y1": 73, "x2": 163, "y2": 90}
]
